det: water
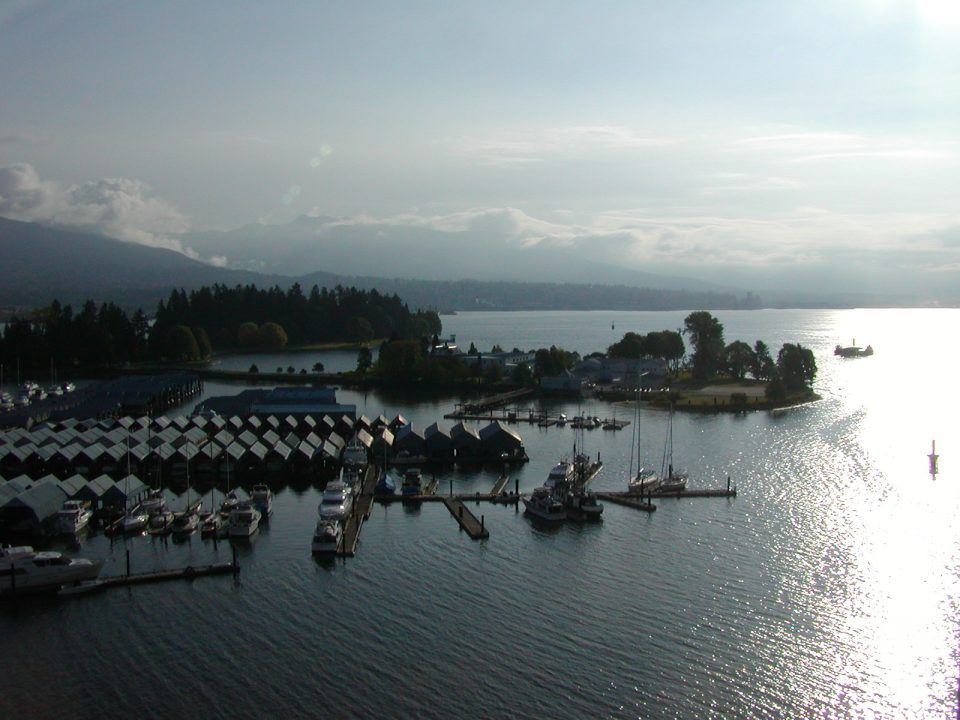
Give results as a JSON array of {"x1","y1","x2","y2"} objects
[{"x1": 3, "y1": 309, "x2": 959, "y2": 719}]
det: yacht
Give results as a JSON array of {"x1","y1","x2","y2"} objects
[
  {"x1": 400, "y1": 468, "x2": 423, "y2": 497},
  {"x1": 319, "y1": 480, "x2": 353, "y2": 521},
  {"x1": 311, "y1": 520, "x2": 342, "y2": 555},
  {"x1": 522, "y1": 486, "x2": 567, "y2": 522},
  {"x1": 0, "y1": 546, "x2": 103, "y2": 595},
  {"x1": 341, "y1": 437, "x2": 368, "y2": 467},
  {"x1": 57, "y1": 500, "x2": 93, "y2": 535},
  {"x1": 251, "y1": 485, "x2": 273, "y2": 517},
  {"x1": 228, "y1": 503, "x2": 262, "y2": 538}
]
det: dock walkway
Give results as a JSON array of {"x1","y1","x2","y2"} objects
[
  {"x1": 339, "y1": 464, "x2": 378, "y2": 557},
  {"x1": 441, "y1": 496, "x2": 489, "y2": 539}
]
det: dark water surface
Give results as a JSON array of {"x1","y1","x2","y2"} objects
[{"x1": 2, "y1": 309, "x2": 959, "y2": 719}]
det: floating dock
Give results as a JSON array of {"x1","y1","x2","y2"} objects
[
  {"x1": 57, "y1": 561, "x2": 238, "y2": 597},
  {"x1": 441, "y1": 496, "x2": 489, "y2": 540},
  {"x1": 338, "y1": 464, "x2": 379, "y2": 557},
  {"x1": 596, "y1": 493, "x2": 657, "y2": 513}
]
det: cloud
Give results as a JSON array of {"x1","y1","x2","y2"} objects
[
  {"x1": 456, "y1": 125, "x2": 673, "y2": 166},
  {"x1": 0, "y1": 163, "x2": 225, "y2": 265}
]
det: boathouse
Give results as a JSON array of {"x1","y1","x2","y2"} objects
[
  {"x1": 450, "y1": 422, "x2": 481, "y2": 462},
  {"x1": 0, "y1": 482, "x2": 66, "y2": 536},
  {"x1": 479, "y1": 421, "x2": 527, "y2": 463},
  {"x1": 424, "y1": 423, "x2": 453, "y2": 463}
]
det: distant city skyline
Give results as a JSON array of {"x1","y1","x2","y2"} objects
[{"x1": 1, "y1": 1, "x2": 958, "y2": 298}]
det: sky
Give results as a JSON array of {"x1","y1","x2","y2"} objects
[{"x1": 0, "y1": 0, "x2": 958, "y2": 297}]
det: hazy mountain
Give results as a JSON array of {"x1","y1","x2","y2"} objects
[
  {"x1": 182, "y1": 214, "x2": 731, "y2": 292},
  {"x1": 0, "y1": 216, "x2": 323, "y2": 310}
]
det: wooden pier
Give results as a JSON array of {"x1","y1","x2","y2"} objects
[
  {"x1": 490, "y1": 473, "x2": 510, "y2": 495},
  {"x1": 652, "y1": 487, "x2": 737, "y2": 499},
  {"x1": 57, "y1": 561, "x2": 238, "y2": 596},
  {"x1": 441, "y1": 496, "x2": 489, "y2": 540},
  {"x1": 596, "y1": 493, "x2": 657, "y2": 513},
  {"x1": 338, "y1": 464, "x2": 379, "y2": 557}
]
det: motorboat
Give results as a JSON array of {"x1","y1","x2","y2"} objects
[
  {"x1": 251, "y1": 485, "x2": 273, "y2": 517},
  {"x1": 121, "y1": 509, "x2": 150, "y2": 534},
  {"x1": 834, "y1": 340, "x2": 874, "y2": 358},
  {"x1": 57, "y1": 500, "x2": 93, "y2": 535},
  {"x1": 522, "y1": 486, "x2": 567, "y2": 522},
  {"x1": 342, "y1": 465, "x2": 362, "y2": 494},
  {"x1": 228, "y1": 503, "x2": 262, "y2": 538},
  {"x1": 311, "y1": 520, "x2": 342, "y2": 555},
  {"x1": 400, "y1": 468, "x2": 423, "y2": 497},
  {"x1": 318, "y1": 480, "x2": 353, "y2": 521},
  {"x1": 545, "y1": 459, "x2": 573, "y2": 491},
  {"x1": 375, "y1": 470, "x2": 397, "y2": 496},
  {"x1": 60, "y1": 382, "x2": 76, "y2": 393},
  {"x1": 341, "y1": 437, "x2": 368, "y2": 467},
  {"x1": 0, "y1": 546, "x2": 103, "y2": 596}
]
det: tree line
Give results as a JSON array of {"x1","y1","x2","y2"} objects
[{"x1": 0, "y1": 283, "x2": 442, "y2": 370}]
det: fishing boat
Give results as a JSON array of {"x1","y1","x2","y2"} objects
[
  {"x1": 57, "y1": 500, "x2": 92, "y2": 535},
  {"x1": 565, "y1": 422, "x2": 603, "y2": 520},
  {"x1": 0, "y1": 546, "x2": 103, "y2": 596},
  {"x1": 311, "y1": 520, "x2": 342, "y2": 555},
  {"x1": 522, "y1": 486, "x2": 567, "y2": 522},
  {"x1": 228, "y1": 502, "x2": 261, "y2": 538}
]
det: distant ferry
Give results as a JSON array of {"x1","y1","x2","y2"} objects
[{"x1": 834, "y1": 339, "x2": 873, "y2": 358}]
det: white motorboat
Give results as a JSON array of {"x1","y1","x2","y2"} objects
[
  {"x1": 251, "y1": 485, "x2": 273, "y2": 517},
  {"x1": 0, "y1": 546, "x2": 103, "y2": 595},
  {"x1": 319, "y1": 480, "x2": 353, "y2": 521},
  {"x1": 219, "y1": 490, "x2": 240, "y2": 518},
  {"x1": 171, "y1": 510, "x2": 198, "y2": 538},
  {"x1": 57, "y1": 500, "x2": 93, "y2": 535},
  {"x1": 522, "y1": 486, "x2": 567, "y2": 522},
  {"x1": 311, "y1": 520, "x2": 342, "y2": 555},
  {"x1": 228, "y1": 503, "x2": 262, "y2": 538}
]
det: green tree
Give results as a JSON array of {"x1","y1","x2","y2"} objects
[
  {"x1": 166, "y1": 325, "x2": 200, "y2": 361},
  {"x1": 258, "y1": 322, "x2": 288, "y2": 350},
  {"x1": 684, "y1": 311, "x2": 725, "y2": 381},
  {"x1": 356, "y1": 346, "x2": 373, "y2": 373},
  {"x1": 193, "y1": 327, "x2": 212, "y2": 358},
  {"x1": 511, "y1": 362, "x2": 534, "y2": 386},
  {"x1": 723, "y1": 341, "x2": 754, "y2": 380},
  {"x1": 237, "y1": 322, "x2": 259, "y2": 348},
  {"x1": 376, "y1": 339, "x2": 422, "y2": 383},
  {"x1": 750, "y1": 340, "x2": 774, "y2": 380},
  {"x1": 765, "y1": 371, "x2": 787, "y2": 402},
  {"x1": 312, "y1": 361, "x2": 325, "y2": 373},
  {"x1": 534, "y1": 346, "x2": 580, "y2": 377},
  {"x1": 249, "y1": 363, "x2": 259, "y2": 373},
  {"x1": 608, "y1": 332, "x2": 644, "y2": 358},
  {"x1": 483, "y1": 362, "x2": 503, "y2": 384},
  {"x1": 347, "y1": 316, "x2": 375, "y2": 343},
  {"x1": 777, "y1": 343, "x2": 817, "y2": 391}
]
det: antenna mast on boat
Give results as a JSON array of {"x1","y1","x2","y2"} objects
[{"x1": 929, "y1": 440, "x2": 939, "y2": 479}]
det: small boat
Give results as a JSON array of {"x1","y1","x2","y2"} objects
[
  {"x1": 171, "y1": 510, "x2": 198, "y2": 538},
  {"x1": 140, "y1": 489, "x2": 166, "y2": 516},
  {"x1": 318, "y1": 480, "x2": 353, "y2": 521},
  {"x1": 522, "y1": 486, "x2": 567, "y2": 522},
  {"x1": 228, "y1": 503, "x2": 262, "y2": 538},
  {"x1": 311, "y1": 520, "x2": 342, "y2": 555},
  {"x1": 121, "y1": 509, "x2": 150, "y2": 534},
  {"x1": 375, "y1": 470, "x2": 398, "y2": 496},
  {"x1": 60, "y1": 381, "x2": 76, "y2": 393},
  {"x1": 0, "y1": 546, "x2": 103, "y2": 596},
  {"x1": 220, "y1": 490, "x2": 240, "y2": 517},
  {"x1": 834, "y1": 339, "x2": 874, "y2": 358},
  {"x1": 148, "y1": 509, "x2": 174, "y2": 534},
  {"x1": 251, "y1": 485, "x2": 273, "y2": 517},
  {"x1": 200, "y1": 511, "x2": 224, "y2": 538},
  {"x1": 57, "y1": 500, "x2": 93, "y2": 535},
  {"x1": 566, "y1": 491, "x2": 604, "y2": 521},
  {"x1": 400, "y1": 468, "x2": 423, "y2": 497}
]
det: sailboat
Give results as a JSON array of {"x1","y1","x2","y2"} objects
[
  {"x1": 627, "y1": 375, "x2": 661, "y2": 495},
  {"x1": 121, "y1": 434, "x2": 149, "y2": 533},
  {"x1": 657, "y1": 404, "x2": 688, "y2": 493},
  {"x1": 171, "y1": 445, "x2": 199, "y2": 538}
]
